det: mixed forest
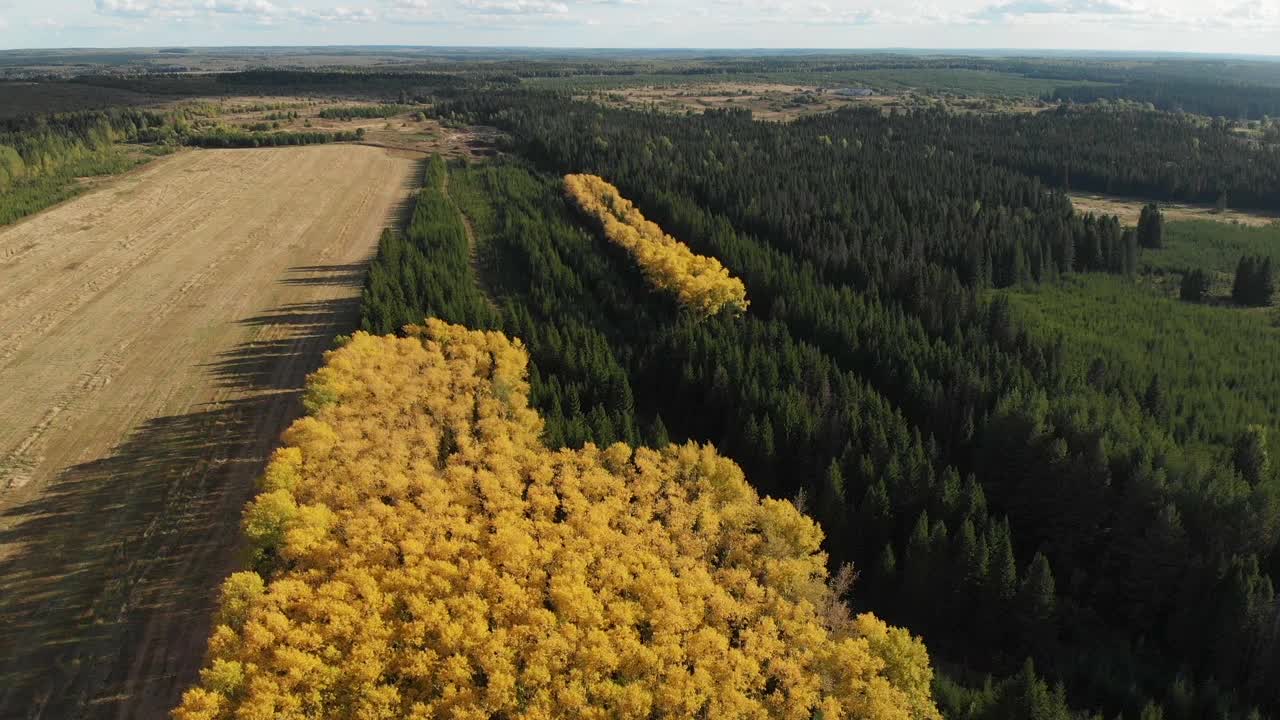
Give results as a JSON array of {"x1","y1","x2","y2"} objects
[
  {"x1": 3, "y1": 51, "x2": 1280, "y2": 720},
  {"x1": 370, "y1": 87, "x2": 1279, "y2": 719},
  {"x1": 176, "y1": 319, "x2": 939, "y2": 720}
]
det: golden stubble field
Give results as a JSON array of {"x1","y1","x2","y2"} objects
[{"x1": 0, "y1": 144, "x2": 417, "y2": 719}]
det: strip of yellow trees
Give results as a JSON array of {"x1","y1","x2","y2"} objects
[
  {"x1": 564, "y1": 173, "x2": 749, "y2": 317},
  {"x1": 175, "y1": 320, "x2": 938, "y2": 720}
]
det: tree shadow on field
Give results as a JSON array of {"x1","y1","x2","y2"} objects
[
  {"x1": 0, "y1": 397, "x2": 281, "y2": 720},
  {"x1": 392, "y1": 155, "x2": 428, "y2": 229},
  {"x1": 204, "y1": 298, "x2": 360, "y2": 391},
  {"x1": 279, "y1": 263, "x2": 367, "y2": 288},
  {"x1": 0, "y1": 260, "x2": 368, "y2": 720}
]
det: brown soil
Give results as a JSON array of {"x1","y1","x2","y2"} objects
[{"x1": 0, "y1": 144, "x2": 417, "y2": 719}]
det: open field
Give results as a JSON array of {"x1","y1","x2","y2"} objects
[
  {"x1": 586, "y1": 83, "x2": 896, "y2": 120},
  {"x1": 0, "y1": 144, "x2": 417, "y2": 719},
  {"x1": 1069, "y1": 191, "x2": 1280, "y2": 228},
  {"x1": 583, "y1": 81, "x2": 1054, "y2": 120},
  {"x1": 164, "y1": 96, "x2": 505, "y2": 159}
]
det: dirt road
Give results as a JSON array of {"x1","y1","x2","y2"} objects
[{"x1": 0, "y1": 145, "x2": 417, "y2": 719}]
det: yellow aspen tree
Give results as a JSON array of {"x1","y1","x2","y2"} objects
[
  {"x1": 564, "y1": 173, "x2": 749, "y2": 317},
  {"x1": 175, "y1": 320, "x2": 938, "y2": 720}
]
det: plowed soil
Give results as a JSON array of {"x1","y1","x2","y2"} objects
[{"x1": 0, "y1": 144, "x2": 417, "y2": 719}]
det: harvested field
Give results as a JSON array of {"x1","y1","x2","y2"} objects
[
  {"x1": 1069, "y1": 191, "x2": 1280, "y2": 228},
  {"x1": 0, "y1": 144, "x2": 417, "y2": 719}
]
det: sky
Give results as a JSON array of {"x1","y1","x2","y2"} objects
[{"x1": 0, "y1": 0, "x2": 1278, "y2": 54}]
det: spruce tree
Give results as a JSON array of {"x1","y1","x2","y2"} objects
[
  {"x1": 1232, "y1": 425, "x2": 1270, "y2": 486},
  {"x1": 1179, "y1": 269, "x2": 1211, "y2": 303},
  {"x1": 1138, "y1": 203, "x2": 1164, "y2": 249},
  {"x1": 1018, "y1": 552, "x2": 1058, "y2": 656},
  {"x1": 987, "y1": 520, "x2": 1019, "y2": 604},
  {"x1": 647, "y1": 414, "x2": 670, "y2": 448}
]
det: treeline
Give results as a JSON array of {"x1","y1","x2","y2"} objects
[
  {"x1": 316, "y1": 104, "x2": 409, "y2": 120},
  {"x1": 1050, "y1": 80, "x2": 1280, "y2": 120},
  {"x1": 71, "y1": 69, "x2": 472, "y2": 98},
  {"x1": 779, "y1": 103, "x2": 1280, "y2": 212},
  {"x1": 0, "y1": 105, "x2": 373, "y2": 225},
  {"x1": 0, "y1": 107, "x2": 169, "y2": 224},
  {"x1": 177, "y1": 127, "x2": 363, "y2": 148},
  {"x1": 176, "y1": 319, "x2": 941, "y2": 720},
  {"x1": 926, "y1": 105, "x2": 1280, "y2": 211},
  {"x1": 431, "y1": 93, "x2": 1280, "y2": 719},
  {"x1": 0, "y1": 107, "x2": 161, "y2": 187}
]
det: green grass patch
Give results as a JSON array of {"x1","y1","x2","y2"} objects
[
  {"x1": 1002, "y1": 273, "x2": 1280, "y2": 450},
  {"x1": 1145, "y1": 219, "x2": 1280, "y2": 273},
  {"x1": 1139, "y1": 220, "x2": 1280, "y2": 300}
]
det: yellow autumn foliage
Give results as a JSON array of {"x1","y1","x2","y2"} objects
[
  {"x1": 175, "y1": 320, "x2": 939, "y2": 720},
  {"x1": 564, "y1": 173, "x2": 749, "y2": 317}
]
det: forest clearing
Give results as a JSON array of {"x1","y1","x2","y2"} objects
[
  {"x1": 0, "y1": 144, "x2": 415, "y2": 719},
  {"x1": 1069, "y1": 192, "x2": 1280, "y2": 228}
]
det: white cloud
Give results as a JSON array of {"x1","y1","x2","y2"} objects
[
  {"x1": 95, "y1": 0, "x2": 159, "y2": 17},
  {"x1": 967, "y1": 0, "x2": 1278, "y2": 28},
  {"x1": 461, "y1": 0, "x2": 568, "y2": 14},
  {"x1": 297, "y1": 5, "x2": 376, "y2": 21},
  {"x1": 383, "y1": 0, "x2": 438, "y2": 21},
  {"x1": 1210, "y1": 0, "x2": 1280, "y2": 28},
  {"x1": 709, "y1": 0, "x2": 961, "y2": 27},
  {"x1": 94, "y1": 0, "x2": 376, "y2": 23}
]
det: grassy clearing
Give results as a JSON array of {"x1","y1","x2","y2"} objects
[
  {"x1": 1145, "y1": 220, "x2": 1280, "y2": 274},
  {"x1": 1070, "y1": 193, "x2": 1280, "y2": 229},
  {"x1": 1002, "y1": 273, "x2": 1280, "y2": 450},
  {"x1": 1131, "y1": 220, "x2": 1280, "y2": 302}
]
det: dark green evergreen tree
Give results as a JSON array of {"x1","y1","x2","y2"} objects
[
  {"x1": 1138, "y1": 203, "x2": 1164, "y2": 249},
  {"x1": 1179, "y1": 269, "x2": 1211, "y2": 303}
]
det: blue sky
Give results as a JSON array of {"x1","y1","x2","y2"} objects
[{"x1": 1, "y1": 0, "x2": 1277, "y2": 54}]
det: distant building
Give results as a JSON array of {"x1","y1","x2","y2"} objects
[{"x1": 832, "y1": 87, "x2": 875, "y2": 98}]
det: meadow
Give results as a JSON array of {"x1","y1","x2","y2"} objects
[{"x1": 1002, "y1": 273, "x2": 1280, "y2": 450}]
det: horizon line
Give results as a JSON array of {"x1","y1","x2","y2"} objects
[{"x1": 1, "y1": 44, "x2": 1278, "y2": 60}]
